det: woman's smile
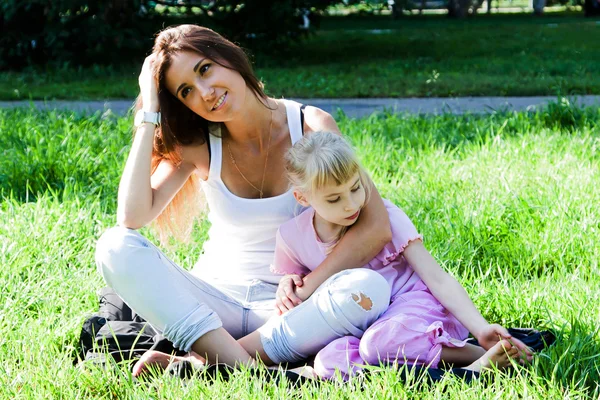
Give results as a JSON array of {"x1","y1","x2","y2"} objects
[{"x1": 212, "y1": 91, "x2": 227, "y2": 111}]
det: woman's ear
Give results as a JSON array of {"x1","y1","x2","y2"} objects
[{"x1": 293, "y1": 190, "x2": 310, "y2": 207}]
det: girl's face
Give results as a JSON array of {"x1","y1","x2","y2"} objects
[
  {"x1": 164, "y1": 51, "x2": 249, "y2": 122},
  {"x1": 295, "y1": 172, "x2": 366, "y2": 228}
]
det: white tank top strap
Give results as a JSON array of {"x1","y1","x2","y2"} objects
[
  {"x1": 206, "y1": 123, "x2": 223, "y2": 181},
  {"x1": 282, "y1": 99, "x2": 304, "y2": 145},
  {"x1": 197, "y1": 98, "x2": 308, "y2": 284},
  {"x1": 205, "y1": 100, "x2": 303, "y2": 182}
]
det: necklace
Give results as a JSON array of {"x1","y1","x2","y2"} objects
[{"x1": 227, "y1": 109, "x2": 273, "y2": 199}]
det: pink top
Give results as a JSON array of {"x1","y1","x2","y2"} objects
[{"x1": 271, "y1": 199, "x2": 423, "y2": 300}]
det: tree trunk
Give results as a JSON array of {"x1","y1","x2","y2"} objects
[
  {"x1": 448, "y1": 0, "x2": 470, "y2": 17},
  {"x1": 584, "y1": 0, "x2": 600, "y2": 16},
  {"x1": 533, "y1": 0, "x2": 545, "y2": 15},
  {"x1": 391, "y1": 1, "x2": 404, "y2": 19}
]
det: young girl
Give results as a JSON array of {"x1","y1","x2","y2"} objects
[{"x1": 272, "y1": 132, "x2": 532, "y2": 380}]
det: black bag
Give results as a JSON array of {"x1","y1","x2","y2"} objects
[{"x1": 76, "y1": 287, "x2": 185, "y2": 367}]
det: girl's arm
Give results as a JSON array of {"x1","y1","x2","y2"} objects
[
  {"x1": 403, "y1": 240, "x2": 532, "y2": 355},
  {"x1": 296, "y1": 108, "x2": 392, "y2": 298},
  {"x1": 271, "y1": 229, "x2": 312, "y2": 314},
  {"x1": 403, "y1": 240, "x2": 489, "y2": 336}
]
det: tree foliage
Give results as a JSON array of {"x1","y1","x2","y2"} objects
[
  {"x1": 0, "y1": 0, "x2": 337, "y2": 70},
  {"x1": 0, "y1": 0, "x2": 158, "y2": 69},
  {"x1": 154, "y1": 0, "x2": 336, "y2": 45}
]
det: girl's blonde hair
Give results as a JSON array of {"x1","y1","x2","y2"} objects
[{"x1": 285, "y1": 132, "x2": 371, "y2": 249}]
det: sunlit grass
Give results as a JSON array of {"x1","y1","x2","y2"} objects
[{"x1": 0, "y1": 103, "x2": 599, "y2": 398}]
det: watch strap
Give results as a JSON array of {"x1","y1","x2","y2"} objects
[{"x1": 135, "y1": 110, "x2": 161, "y2": 127}]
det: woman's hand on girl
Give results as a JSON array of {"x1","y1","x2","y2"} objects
[
  {"x1": 139, "y1": 54, "x2": 160, "y2": 112},
  {"x1": 475, "y1": 323, "x2": 533, "y2": 361},
  {"x1": 275, "y1": 274, "x2": 304, "y2": 315}
]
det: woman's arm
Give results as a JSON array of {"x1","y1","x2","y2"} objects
[
  {"x1": 296, "y1": 107, "x2": 393, "y2": 298},
  {"x1": 117, "y1": 55, "x2": 203, "y2": 229},
  {"x1": 298, "y1": 183, "x2": 391, "y2": 297},
  {"x1": 117, "y1": 130, "x2": 197, "y2": 229}
]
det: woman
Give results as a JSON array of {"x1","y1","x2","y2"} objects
[{"x1": 95, "y1": 24, "x2": 392, "y2": 372}]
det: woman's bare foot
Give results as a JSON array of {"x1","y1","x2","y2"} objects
[
  {"x1": 463, "y1": 340, "x2": 519, "y2": 372},
  {"x1": 267, "y1": 365, "x2": 317, "y2": 380},
  {"x1": 288, "y1": 365, "x2": 317, "y2": 379},
  {"x1": 132, "y1": 350, "x2": 205, "y2": 377}
]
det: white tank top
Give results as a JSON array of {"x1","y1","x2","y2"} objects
[{"x1": 194, "y1": 100, "x2": 304, "y2": 284}]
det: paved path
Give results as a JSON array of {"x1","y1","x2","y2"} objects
[{"x1": 1, "y1": 95, "x2": 598, "y2": 118}]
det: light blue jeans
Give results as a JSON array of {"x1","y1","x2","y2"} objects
[{"x1": 95, "y1": 227, "x2": 391, "y2": 362}]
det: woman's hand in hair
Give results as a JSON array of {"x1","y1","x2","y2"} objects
[{"x1": 139, "y1": 54, "x2": 160, "y2": 112}]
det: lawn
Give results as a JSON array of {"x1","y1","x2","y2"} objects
[
  {"x1": 1, "y1": 103, "x2": 599, "y2": 398},
  {"x1": 1, "y1": 12, "x2": 598, "y2": 100}
]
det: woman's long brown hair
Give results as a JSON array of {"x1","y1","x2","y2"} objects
[{"x1": 133, "y1": 24, "x2": 268, "y2": 244}]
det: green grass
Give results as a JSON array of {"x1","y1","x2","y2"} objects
[
  {"x1": 1, "y1": 104, "x2": 599, "y2": 398},
  {"x1": 1, "y1": 12, "x2": 599, "y2": 100}
]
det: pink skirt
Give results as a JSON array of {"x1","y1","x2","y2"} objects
[{"x1": 314, "y1": 280, "x2": 469, "y2": 380}]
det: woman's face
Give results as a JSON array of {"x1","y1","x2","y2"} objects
[{"x1": 164, "y1": 51, "x2": 248, "y2": 122}]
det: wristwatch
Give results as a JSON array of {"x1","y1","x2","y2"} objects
[{"x1": 134, "y1": 110, "x2": 161, "y2": 127}]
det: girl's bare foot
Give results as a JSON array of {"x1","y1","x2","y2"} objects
[
  {"x1": 463, "y1": 340, "x2": 519, "y2": 372},
  {"x1": 132, "y1": 350, "x2": 205, "y2": 377}
]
